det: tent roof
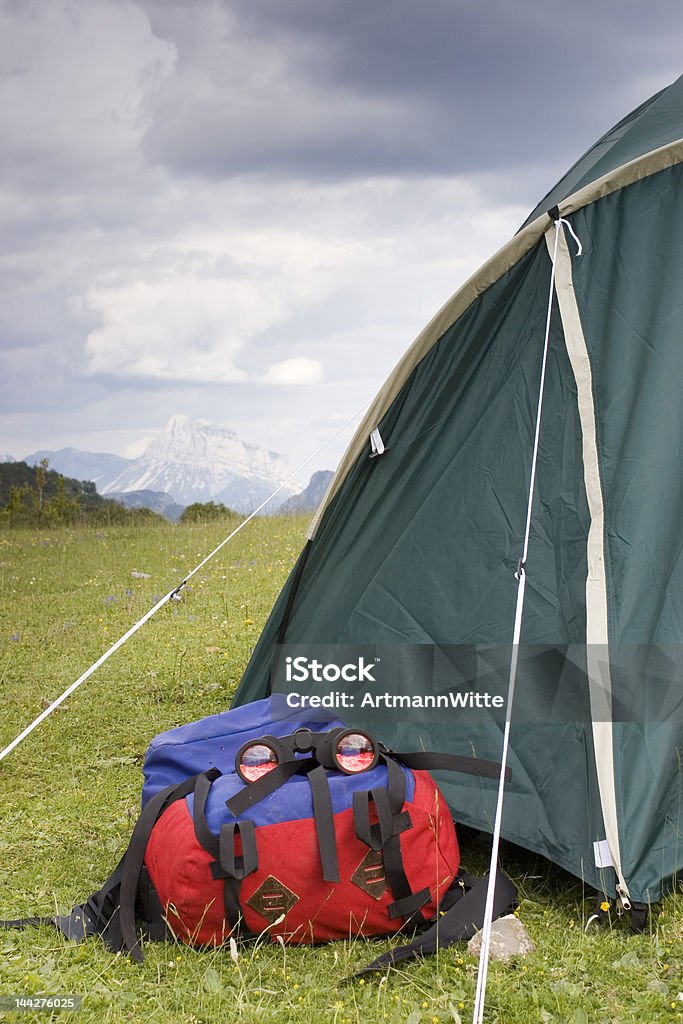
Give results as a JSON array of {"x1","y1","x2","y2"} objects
[{"x1": 522, "y1": 74, "x2": 683, "y2": 227}]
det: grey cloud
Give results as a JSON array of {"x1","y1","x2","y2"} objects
[
  {"x1": 140, "y1": 0, "x2": 681, "y2": 189},
  {"x1": 2, "y1": 0, "x2": 683, "y2": 464}
]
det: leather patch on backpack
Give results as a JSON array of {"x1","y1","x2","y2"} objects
[
  {"x1": 246, "y1": 875, "x2": 299, "y2": 923},
  {"x1": 351, "y1": 850, "x2": 387, "y2": 900}
]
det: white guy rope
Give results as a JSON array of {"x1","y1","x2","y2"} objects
[
  {"x1": 0, "y1": 405, "x2": 369, "y2": 764},
  {"x1": 471, "y1": 217, "x2": 581, "y2": 1024}
]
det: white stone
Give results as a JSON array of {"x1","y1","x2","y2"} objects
[{"x1": 467, "y1": 915, "x2": 535, "y2": 961}]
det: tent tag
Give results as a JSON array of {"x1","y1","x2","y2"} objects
[
  {"x1": 370, "y1": 428, "x2": 386, "y2": 458},
  {"x1": 593, "y1": 839, "x2": 614, "y2": 869}
]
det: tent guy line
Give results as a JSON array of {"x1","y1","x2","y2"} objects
[
  {"x1": 0, "y1": 403, "x2": 369, "y2": 766},
  {"x1": 472, "y1": 215, "x2": 581, "y2": 1024}
]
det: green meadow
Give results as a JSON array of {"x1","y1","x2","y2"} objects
[{"x1": 0, "y1": 518, "x2": 681, "y2": 1023}]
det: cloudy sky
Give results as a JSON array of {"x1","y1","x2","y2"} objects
[{"x1": 1, "y1": 0, "x2": 681, "y2": 480}]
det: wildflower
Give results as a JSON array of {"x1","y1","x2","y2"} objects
[{"x1": 600, "y1": 901, "x2": 610, "y2": 912}]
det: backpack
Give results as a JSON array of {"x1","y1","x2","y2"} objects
[{"x1": 1, "y1": 696, "x2": 516, "y2": 971}]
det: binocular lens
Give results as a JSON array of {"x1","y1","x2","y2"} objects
[
  {"x1": 335, "y1": 732, "x2": 376, "y2": 773},
  {"x1": 238, "y1": 742, "x2": 279, "y2": 781}
]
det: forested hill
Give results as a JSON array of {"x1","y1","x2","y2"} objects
[
  {"x1": 0, "y1": 460, "x2": 100, "y2": 506},
  {"x1": 0, "y1": 460, "x2": 164, "y2": 526}
]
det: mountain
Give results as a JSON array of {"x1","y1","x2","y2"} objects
[
  {"x1": 25, "y1": 448, "x2": 131, "y2": 490},
  {"x1": 101, "y1": 415, "x2": 298, "y2": 510},
  {"x1": 107, "y1": 490, "x2": 185, "y2": 523},
  {"x1": 24, "y1": 416, "x2": 299, "y2": 512},
  {"x1": 278, "y1": 470, "x2": 334, "y2": 514},
  {"x1": 0, "y1": 454, "x2": 16, "y2": 464}
]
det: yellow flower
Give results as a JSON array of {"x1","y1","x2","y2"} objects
[{"x1": 600, "y1": 901, "x2": 610, "y2": 912}]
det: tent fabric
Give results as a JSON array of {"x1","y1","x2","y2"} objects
[{"x1": 233, "y1": 77, "x2": 683, "y2": 903}]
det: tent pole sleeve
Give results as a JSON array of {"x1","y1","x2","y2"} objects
[{"x1": 546, "y1": 222, "x2": 630, "y2": 903}]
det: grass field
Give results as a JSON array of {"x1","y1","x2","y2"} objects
[{"x1": 0, "y1": 518, "x2": 681, "y2": 1023}]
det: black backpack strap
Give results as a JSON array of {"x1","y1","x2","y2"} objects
[
  {"x1": 192, "y1": 771, "x2": 259, "y2": 938},
  {"x1": 354, "y1": 869, "x2": 517, "y2": 975},
  {"x1": 306, "y1": 764, "x2": 340, "y2": 882},
  {"x1": 226, "y1": 756, "x2": 341, "y2": 883},
  {"x1": 0, "y1": 908, "x2": 105, "y2": 942},
  {"x1": 118, "y1": 770, "x2": 215, "y2": 961},
  {"x1": 225, "y1": 757, "x2": 314, "y2": 815},
  {"x1": 352, "y1": 779, "x2": 429, "y2": 927},
  {"x1": 391, "y1": 751, "x2": 511, "y2": 782}
]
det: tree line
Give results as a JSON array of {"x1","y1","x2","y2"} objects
[
  {"x1": 0, "y1": 461, "x2": 244, "y2": 528},
  {"x1": 0, "y1": 460, "x2": 165, "y2": 528}
]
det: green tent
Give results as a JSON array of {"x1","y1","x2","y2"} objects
[{"x1": 233, "y1": 77, "x2": 683, "y2": 908}]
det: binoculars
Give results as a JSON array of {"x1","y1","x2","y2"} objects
[{"x1": 235, "y1": 727, "x2": 379, "y2": 783}]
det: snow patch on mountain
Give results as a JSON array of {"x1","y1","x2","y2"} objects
[{"x1": 101, "y1": 414, "x2": 298, "y2": 510}]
